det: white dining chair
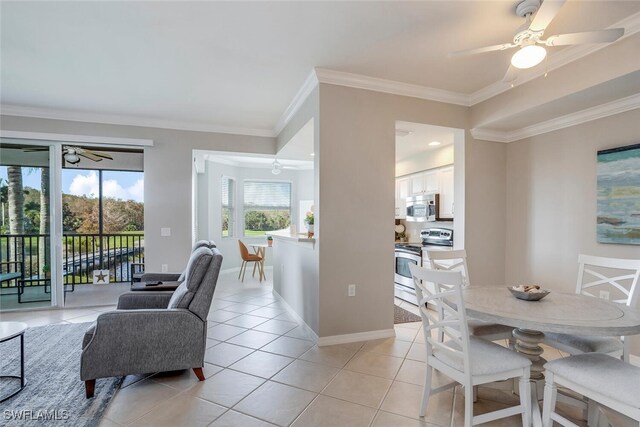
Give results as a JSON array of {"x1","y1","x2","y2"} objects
[
  {"x1": 426, "y1": 249, "x2": 514, "y2": 343},
  {"x1": 544, "y1": 254, "x2": 640, "y2": 362},
  {"x1": 409, "y1": 264, "x2": 532, "y2": 427},
  {"x1": 542, "y1": 353, "x2": 640, "y2": 427}
]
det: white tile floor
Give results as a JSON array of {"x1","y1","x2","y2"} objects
[{"x1": 1, "y1": 271, "x2": 589, "y2": 427}]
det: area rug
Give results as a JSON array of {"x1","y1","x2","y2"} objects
[
  {"x1": 394, "y1": 304, "x2": 422, "y2": 324},
  {"x1": 0, "y1": 323, "x2": 122, "y2": 426}
]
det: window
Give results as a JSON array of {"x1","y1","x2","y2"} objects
[
  {"x1": 221, "y1": 177, "x2": 235, "y2": 237},
  {"x1": 243, "y1": 181, "x2": 291, "y2": 236}
]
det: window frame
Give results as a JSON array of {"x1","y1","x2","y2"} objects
[
  {"x1": 242, "y1": 179, "x2": 292, "y2": 237},
  {"x1": 221, "y1": 176, "x2": 235, "y2": 239}
]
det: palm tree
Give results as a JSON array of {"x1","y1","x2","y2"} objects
[
  {"x1": 7, "y1": 166, "x2": 25, "y2": 263},
  {"x1": 39, "y1": 167, "x2": 50, "y2": 274}
]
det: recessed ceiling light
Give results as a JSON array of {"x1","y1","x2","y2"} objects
[
  {"x1": 395, "y1": 129, "x2": 414, "y2": 137},
  {"x1": 429, "y1": 141, "x2": 441, "y2": 146},
  {"x1": 310, "y1": 152, "x2": 315, "y2": 157}
]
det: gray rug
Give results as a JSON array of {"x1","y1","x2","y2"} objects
[
  {"x1": 394, "y1": 304, "x2": 422, "y2": 324},
  {"x1": 0, "y1": 323, "x2": 122, "y2": 426}
]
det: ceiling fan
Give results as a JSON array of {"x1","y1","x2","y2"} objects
[
  {"x1": 62, "y1": 146, "x2": 113, "y2": 164},
  {"x1": 23, "y1": 145, "x2": 114, "y2": 165},
  {"x1": 449, "y1": 0, "x2": 625, "y2": 83}
]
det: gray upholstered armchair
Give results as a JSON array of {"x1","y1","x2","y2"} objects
[
  {"x1": 81, "y1": 246, "x2": 223, "y2": 398},
  {"x1": 135, "y1": 240, "x2": 217, "y2": 283}
]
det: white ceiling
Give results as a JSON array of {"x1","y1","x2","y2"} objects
[
  {"x1": 1, "y1": 1, "x2": 638, "y2": 134},
  {"x1": 396, "y1": 121, "x2": 455, "y2": 161}
]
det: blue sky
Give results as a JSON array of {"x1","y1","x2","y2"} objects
[{"x1": 0, "y1": 167, "x2": 144, "y2": 202}]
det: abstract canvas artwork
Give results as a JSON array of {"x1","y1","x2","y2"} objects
[{"x1": 597, "y1": 143, "x2": 640, "y2": 245}]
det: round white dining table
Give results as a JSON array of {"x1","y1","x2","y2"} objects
[
  {"x1": 249, "y1": 243, "x2": 270, "y2": 281},
  {"x1": 463, "y1": 287, "x2": 640, "y2": 427}
]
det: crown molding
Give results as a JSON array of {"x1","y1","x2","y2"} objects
[
  {"x1": 0, "y1": 104, "x2": 276, "y2": 138},
  {"x1": 0, "y1": 129, "x2": 154, "y2": 147},
  {"x1": 468, "y1": 11, "x2": 640, "y2": 106},
  {"x1": 314, "y1": 68, "x2": 471, "y2": 107},
  {"x1": 470, "y1": 128, "x2": 512, "y2": 143},
  {"x1": 472, "y1": 93, "x2": 640, "y2": 143},
  {"x1": 273, "y1": 70, "x2": 319, "y2": 136}
]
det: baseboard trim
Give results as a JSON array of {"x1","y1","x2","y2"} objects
[
  {"x1": 317, "y1": 328, "x2": 396, "y2": 347},
  {"x1": 271, "y1": 290, "x2": 320, "y2": 343}
]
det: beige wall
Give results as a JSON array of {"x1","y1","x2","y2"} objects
[
  {"x1": 505, "y1": 109, "x2": 640, "y2": 355},
  {"x1": 316, "y1": 83, "x2": 506, "y2": 337},
  {"x1": 0, "y1": 115, "x2": 275, "y2": 273}
]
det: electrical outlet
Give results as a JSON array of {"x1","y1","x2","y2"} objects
[
  {"x1": 348, "y1": 284, "x2": 356, "y2": 297},
  {"x1": 599, "y1": 290, "x2": 610, "y2": 300},
  {"x1": 281, "y1": 264, "x2": 284, "y2": 274},
  {"x1": 161, "y1": 227, "x2": 171, "y2": 237},
  {"x1": 161, "y1": 264, "x2": 168, "y2": 273}
]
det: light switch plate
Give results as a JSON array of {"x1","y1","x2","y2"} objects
[
  {"x1": 161, "y1": 264, "x2": 168, "y2": 273},
  {"x1": 161, "y1": 227, "x2": 171, "y2": 237}
]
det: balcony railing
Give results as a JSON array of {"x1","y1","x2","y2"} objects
[{"x1": 0, "y1": 233, "x2": 144, "y2": 288}]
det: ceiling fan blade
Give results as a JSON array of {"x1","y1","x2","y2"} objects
[
  {"x1": 544, "y1": 28, "x2": 624, "y2": 46},
  {"x1": 529, "y1": 0, "x2": 566, "y2": 33},
  {"x1": 448, "y1": 43, "x2": 516, "y2": 57},
  {"x1": 502, "y1": 65, "x2": 518, "y2": 84},
  {"x1": 86, "y1": 151, "x2": 113, "y2": 160},
  {"x1": 78, "y1": 151, "x2": 103, "y2": 162}
]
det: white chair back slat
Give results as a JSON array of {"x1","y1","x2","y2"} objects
[
  {"x1": 409, "y1": 264, "x2": 471, "y2": 380},
  {"x1": 576, "y1": 254, "x2": 640, "y2": 362},
  {"x1": 576, "y1": 254, "x2": 640, "y2": 307},
  {"x1": 427, "y1": 249, "x2": 471, "y2": 288}
]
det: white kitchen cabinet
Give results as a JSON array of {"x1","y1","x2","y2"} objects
[
  {"x1": 396, "y1": 165, "x2": 455, "y2": 219},
  {"x1": 409, "y1": 174, "x2": 424, "y2": 195},
  {"x1": 395, "y1": 198, "x2": 406, "y2": 219},
  {"x1": 438, "y1": 166, "x2": 454, "y2": 218},
  {"x1": 424, "y1": 170, "x2": 439, "y2": 193},
  {"x1": 397, "y1": 177, "x2": 410, "y2": 200}
]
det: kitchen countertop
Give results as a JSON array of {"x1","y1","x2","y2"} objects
[{"x1": 267, "y1": 230, "x2": 315, "y2": 244}]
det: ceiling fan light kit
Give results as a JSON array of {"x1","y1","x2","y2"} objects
[
  {"x1": 449, "y1": 0, "x2": 625, "y2": 84},
  {"x1": 511, "y1": 44, "x2": 547, "y2": 69},
  {"x1": 271, "y1": 159, "x2": 282, "y2": 175},
  {"x1": 64, "y1": 152, "x2": 81, "y2": 164}
]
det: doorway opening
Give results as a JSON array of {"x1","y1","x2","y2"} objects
[{"x1": 393, "y1": 121, "x2": 465, "y2": 320}]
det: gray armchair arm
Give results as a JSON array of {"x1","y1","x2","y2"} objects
[
  {"x1": 81, "y1": 309, "x2": 206, "y2": 381},
  {"x1": 117, "y1": 292, "x2": 173, "y2": 309},
  {"x1": 140, "y1": 272, "x2": 182, "y2": 282}
]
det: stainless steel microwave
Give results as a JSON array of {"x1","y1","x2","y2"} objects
[{"x1": 406, "y1": 193, "x2": 439, "y2": 222}]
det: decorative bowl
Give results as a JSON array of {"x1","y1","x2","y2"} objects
[{"x1": 508, "y1": 287, "x2": 550, "y2": 301}]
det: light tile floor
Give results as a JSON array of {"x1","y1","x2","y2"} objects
[{"x1": 1, "y1": 271, "x2": 590, "y2": 427}]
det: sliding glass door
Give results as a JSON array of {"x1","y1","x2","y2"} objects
[{"x1": 0, "y1": 142, "x2": 56, "y2": 310}]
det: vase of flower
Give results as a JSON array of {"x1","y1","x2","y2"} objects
[
  {"x1": 267, "y1": 236, "x2": 273, "y2": 247},
  {"x1": 304, "y1": 211, "x2": 315, "y2": 238}
]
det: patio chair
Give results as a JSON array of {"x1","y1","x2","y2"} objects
[
  {"x1": 542, "y1": 353, "x2": 640, "y2": 427},
  {"x1": 409, "y1": 264, "x2": 532, "y2": 427},
  {"x1": 426, "y1": 250, "x2": 514, "y2": 343},
  {"x1": 81, "y1": 246, "x2": 223, "y2": 398},
  {"x1": 544, "y1": 254, "x2": 640, "y2": 362},
  {"x1": 0, "y1": 261, "x2": 24, "y2": 296}
]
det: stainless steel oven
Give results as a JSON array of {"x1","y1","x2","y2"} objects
[
  {"x1": 394, "y1": 228, "x2": 454, "y2": 305},
  {"x1": 406, "y1": 193, "x2": 439, "y2": 222},
  {"x1": 394, "y1": 244, "x2": 422, "y2": 303}
]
